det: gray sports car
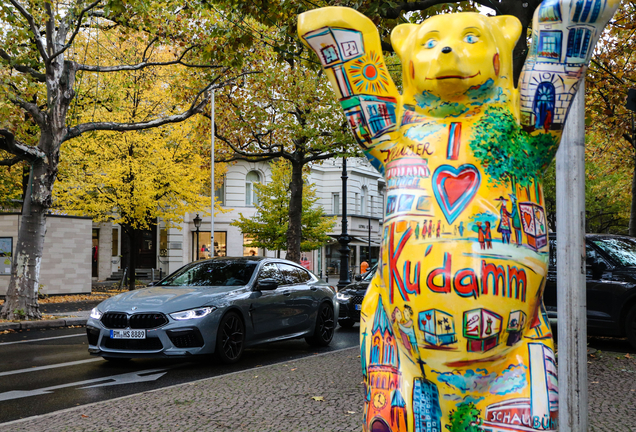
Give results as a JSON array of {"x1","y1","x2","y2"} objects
[{"x1": 86, "y1": 257, "x2": 338, "y2": 363}]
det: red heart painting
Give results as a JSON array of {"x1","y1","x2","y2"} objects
[{"x1": 432, "y1": 164, "x2": 481, "y2": 224}]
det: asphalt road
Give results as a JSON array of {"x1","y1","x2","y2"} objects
[{"x1": 0, "y1": 324, "x2": 361, "y2": 424}]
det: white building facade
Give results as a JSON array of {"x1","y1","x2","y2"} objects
[{"x1": 102, "y1": 157, "x2": 385, "y2": 283}]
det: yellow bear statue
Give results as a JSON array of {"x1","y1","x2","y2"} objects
[{"x1": 298, "y1": 1, "x2": 619, "y2": 431}]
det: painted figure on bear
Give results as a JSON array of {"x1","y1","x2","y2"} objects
[{"x1": 298, "y1": 1, "x2": 619, "y2": 430}]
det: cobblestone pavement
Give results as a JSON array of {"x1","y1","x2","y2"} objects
[
  {"x1": 588, "y1": 349, "x2": 636, "y2": 432},
  {"x1": 0, "y1": 346, "x2": 634, "y2": 431},
  {"x1": 0, "y1": 348, "x2": 364, "y2": 432}
]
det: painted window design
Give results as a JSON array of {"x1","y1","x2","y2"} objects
[
  {"x1": 386, "y1": 195, "x2": 397, "y2": 215},
  {"x1": 566, "y1": 27, "x2": 592, "y2": 61},
  {"x1": 538, "y1": 31, "x2": 563, "y2": 59},
  {"x1": 538, "y1": 0, "x2": 562, "y2": 22},
  {"x1": 397, "y1": 194, "x2": 415, "y2": 212},
  {"x1": 533, "y1": 82, "x2": 556, "y2": 130}
]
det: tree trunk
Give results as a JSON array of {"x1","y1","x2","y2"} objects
[
  {"x1": 630, "y1": 153, "x2": 636, "y2": 236},
  {"x1": 0, "y1": 156, "x2": 56, "y2": 319},
  {"x1": 286, "y1": 160, "x2": 304, "y2": 263},
  {"x1": 126, "y1": 228, "x2": 138, "y2": 291}
]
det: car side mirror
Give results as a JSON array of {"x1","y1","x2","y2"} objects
[
  {"x1": 257, "y1": 279, "x2": 279, "y2": 291},
  {"x1": 591, "y1": 261, "x2": 607, "y2": 278},
  {"x1": 354, "y1": 274, "x2": 362, "y2": 281}
]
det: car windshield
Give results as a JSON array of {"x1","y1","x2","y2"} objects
[
  {"x1": 157, "y1": 260, "x2": 258, "y2": 286},
  {"x1": 591, "y1": 237, "x2": 636, "y2": 267},
  {"x1": 363, "y1": 265, "x2": 377, "y2": 281}
]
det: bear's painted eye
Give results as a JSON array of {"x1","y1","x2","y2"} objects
[
  {"x1": 464, "y1": 34, "x2": 479, "y2": 44},
  {"x1": 424, "y1": 39, "x2": 438, "y2": 49}
]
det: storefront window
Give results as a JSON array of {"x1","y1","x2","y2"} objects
[
  {"x1": 243, "y1": 236, "x2": 259, "y2": 256},
  {"x1": 159, "y1": 228, "x2": 168, "y2": 257},
  {"x1": 360, "y1": 246, "x2": 380, "y2": 267},
  {"x1": 194, "y1": 231, "x2": 227, "y2": 260}
]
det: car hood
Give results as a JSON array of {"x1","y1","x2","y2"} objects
[{"x1": 97, "y1": 285, "x2": 244, "y2": 313}]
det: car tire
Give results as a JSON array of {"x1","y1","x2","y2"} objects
[
  {"x1": 626, "y1": 306, "x2": 636, "y2": 350},
  {"x1": 339, "y1": 319, "x2": 355, "y2": 328},
  {"x1": 216, "y1": 312, "x2": 245, "y2": 364},
  {"x1": 102, "y1": 356, "x2": 131, "y2": 363},
  {"x1": 306, "y1": 303, "x2": 335, "y2": 347}
]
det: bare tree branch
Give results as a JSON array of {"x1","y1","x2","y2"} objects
[
  {"x1": 10, "y1": 96, "x2": 45, "y2": 127},
  {"x1": 0, "y1": 129, "x2": 47, "y2": 162},
  {"x1": 9, "y1": 0, "x2": 49, "y2": 62},
  {"x1": 0, "y1": 49, "x2": 46, "y2": 82},
  {"x1": 75, "y1": 45, "x2": 217, "y2": 72},
  {"x1": 64, "y1": 79, "x2": 220, "y2": 141},
  {"x1": 49, "y1": 0, "x2": 103, "y2": 64}
]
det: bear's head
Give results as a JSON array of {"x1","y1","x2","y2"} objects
[{"x1": 391, "y1": 13, "x2": 521, "y2": 101}]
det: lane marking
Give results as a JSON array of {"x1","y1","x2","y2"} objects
[
  {"x1": 0, "y1": 358, "x2": 103, "y2": 377},
  {"x1": 0, "y1": 333, "x2": 85, "y2": 346},
  {"x1": 0, "y1": 368, "x2": 170, "y2": 401}
]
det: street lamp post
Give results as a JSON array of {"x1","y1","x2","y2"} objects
[
  {"x1": 338, "y1": 157, "x2": 351, "y2": 290},
  {"x1": 193, "y1": 214, "x2": 202, "y2": 261}
]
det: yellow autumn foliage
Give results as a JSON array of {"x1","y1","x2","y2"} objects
[{"x1": 54, "y1": 30, "x2": 226, "y2": 229}]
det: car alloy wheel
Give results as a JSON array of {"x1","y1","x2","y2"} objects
[
  {"x1": 306, "y1": 303, "x2": 335, "y2": 347},
  {"x1": 216, "y1": 312, "x2": 245, "y2": 363}
]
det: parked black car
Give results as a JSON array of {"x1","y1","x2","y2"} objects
[
  {"x1": 545, "y1": 233, "x2": 636, "y2": 349},
  {"x1": 336, "y1": 265, "x2": 376, "y2": 328}
]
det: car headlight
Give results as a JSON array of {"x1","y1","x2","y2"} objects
[
  {"x1": 170, "y1": 307, "x2": 216, "y2": 320},
  {"x1": 336, "y1": 292, "x2": 351, "y2": 301},
  {"x1": 90, "y1": 308, "x2": 103, "y2": 320}
]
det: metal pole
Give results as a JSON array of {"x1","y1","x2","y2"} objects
[
  {"x1": 195, "y1": 226, "x2": 200, "y2": 261},
  {"x1": 210, "y1": 91, "x2": 215, "y2": 256},
  {"x1": 337, "y1": 157, "x2": 351, "y2": 290},
  {"x1": 556, "y1": 78, "x2": 587, "y2": 432}
]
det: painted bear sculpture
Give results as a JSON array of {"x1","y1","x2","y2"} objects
[{"x1": 298, "y1": 1, "x2": 618, "y2": 431}]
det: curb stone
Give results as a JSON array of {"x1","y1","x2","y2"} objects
[{"x1": 0, "y1": 317, "x2": 87, "y2": 331}]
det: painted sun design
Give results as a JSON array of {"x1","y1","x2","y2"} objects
[{"x1": 347, "y1": 51, "x2": 391, "y2": 94}]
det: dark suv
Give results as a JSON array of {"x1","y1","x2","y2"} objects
[
  {"x1": 336, "y1": 265, "x2": 376, "y2": 328},
  {"x1": 545, "y1": 234, "x2": 636, "y2": 348}
]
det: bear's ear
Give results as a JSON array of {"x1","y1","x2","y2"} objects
[
  {"x1": 489, "y1": 15, "x2": 522, "y2": 53},
  {"x1": 391, "y1": 24, "x2": 418, "y2": 58}
]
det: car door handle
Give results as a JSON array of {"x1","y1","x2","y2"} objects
[
  {"x1": 282, "y1": 291, "x2": 291, "y2": 296},
  {"x1": 310, "y1": 287, "x2": 317, "y2": 291}
]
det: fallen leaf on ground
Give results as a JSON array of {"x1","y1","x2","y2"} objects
[
  {"x1": 347, "y1": 411, "x2": 356, "y2": 414},
  {"x1": 312, "y1": 396, "x2": 324, "y2": 401},
  {"x1": 291, "y1": 368, "x2": 297, "y2": 371},
  {"x1": 625, "y1": 353, "x2": 631, "y2": 359}
]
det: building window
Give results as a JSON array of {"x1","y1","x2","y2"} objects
[
  {"x1": 332, "y1": 193, "x2": 340, "y2": 214},
  {"x1": 245, "y1": 171, "x2": 261, "y2": 206},
  {"x1": 112, "y1": 228, "x2": 119, "y2": 257},
  {"x1": 243, "y1": 236, "x2": 259, "y2": 256},
  {"x1": 355, "y1": 193, "x2": 359, "y2": 214},
  {"x1": 369, "y1": 195, "x2": 373, "y2": 217},
  {"x1": 361, "y1": 186, "x2": 367, "y2": 215},
  {"x1": 193, "y1": 231, "x2": 227, "y2": 260},
  {"x1": 215, "y1": 176, "x2": 226, "y2": 206},
  {"x1": 159, "y1": 228, "x2": 167, "y2": 257}
]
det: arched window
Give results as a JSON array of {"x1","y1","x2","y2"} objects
[{"x1": 245, "y1": 171, "x2": 260, "y2": 206}]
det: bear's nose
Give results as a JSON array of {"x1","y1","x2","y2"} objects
[{"x1": 441, "y1": 46, "x2": 452, "y2": 54}]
